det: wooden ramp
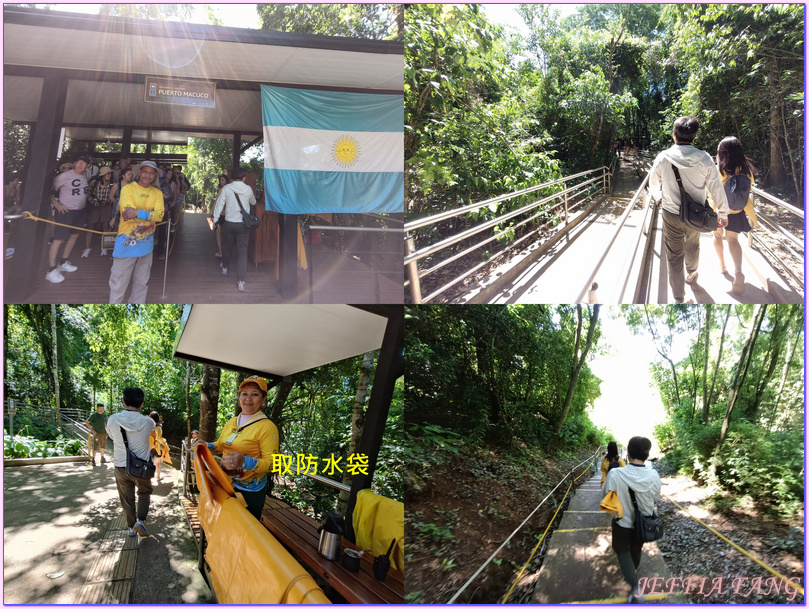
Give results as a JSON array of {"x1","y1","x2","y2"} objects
[
  {"x1": 532, "y1": 472, "x2": 687, "y2": 604},
  {"x1": 641, "y1": 222, "x2": 803, "y2": 305}
]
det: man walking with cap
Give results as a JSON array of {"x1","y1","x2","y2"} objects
[
  {"x1": 46, "y1": 154, "x2": 91, "y2": 283},
  {"x1": 109, "y1": 160, "x2": 164, "y2": 304}
]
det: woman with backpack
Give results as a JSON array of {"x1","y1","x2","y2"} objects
[
  {"x1": 600, "y1": 441, "x2": 626, "y2": 486},
  {"x1": 711, "y1": 137, "x2": 759, "y2": 295}
]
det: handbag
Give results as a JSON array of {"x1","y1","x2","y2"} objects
[
  {"x1": 234, "y1": 192, "x2": 260, "y2": 230},
  {"x1": 673, "y1": 166, "x2": 718, "y2": 232},
  {"x1": 627, "y1": 487, "x2": 663, "y2": 542},
  {"x1": 121, "y1": 429, "x2": 156, "y2": 479}
]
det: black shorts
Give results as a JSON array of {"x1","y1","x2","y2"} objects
[
  {"x1": 53, "y1": 208, "x2": 86, "y2": 240},
  {"x1": 725, "y1": 211, "x2": 752, "y2": 234}
]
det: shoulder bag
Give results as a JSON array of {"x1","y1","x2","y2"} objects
[
  {"x1": 121, "y1": 428, "x2": 156, "y2": 479},
  {"x1": 627, "y1": 487, "x2": 663, "y2": 542},
  {"x1": 234, "y1": 192, "x2": 260, "y2": 230},
  {"x1": 673, "y1": 165, "x2": 718, "y2": 232}
]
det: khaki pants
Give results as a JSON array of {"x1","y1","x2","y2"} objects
[
  {"x1": 662, "y1": 210, "x2": 700, "y2": 301},
  {"x1": 114, "y1": 466, "x2": 153, "y2": 528},
  {"x1": 109, "y1": 252, "x2": 153, "y2": 304}
]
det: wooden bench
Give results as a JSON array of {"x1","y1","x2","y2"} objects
[{"x1": 261, "y1": 497, "x2": 404, "y2": 604}]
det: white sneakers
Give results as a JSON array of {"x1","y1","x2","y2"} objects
[
  {"x1": 237, "y1": 281, "x2": 245, "y2": 292},
  {"x1": 45, "y1": 261, "x2": 78, "y2": 284},
  {"x1": 45, "y1": 268, "x2": 65, "y2": 283},
  {"x1": 100, "y1": 249, "x2": 107, "y2": 256},
  {"x1": 81, "y1": 248, "x2": 91, "y2": 258},
  {"x1": 684, "y1": 271, "x2": 698, "y2": 285}
]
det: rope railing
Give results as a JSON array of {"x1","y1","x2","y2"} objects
[{"x1": 446, "y1": 445, "x2": 605, "y2": 604}]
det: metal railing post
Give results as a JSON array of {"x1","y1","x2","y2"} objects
[
  {"x1": 563, "y1": 182, "x2": 568, "y2": 225},
  {"x1": 405, "y1": 235, "x2": 422, "y2": 304}
]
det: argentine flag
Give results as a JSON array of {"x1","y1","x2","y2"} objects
[{"x1": 261, "y1": 85, "x2": 403, "y2": 214}]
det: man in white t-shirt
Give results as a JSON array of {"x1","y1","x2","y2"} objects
[{"x1": 46, "y1": 154, "x2": 90, "y2": 284}]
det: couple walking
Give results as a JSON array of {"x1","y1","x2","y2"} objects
[{"x1": 650, "y1": 116, "x2": 758, "y2": 302}]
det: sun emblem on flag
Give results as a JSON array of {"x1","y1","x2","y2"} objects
[{"x1": 332, "y1": 136, "x2": 361, "y2": 168}]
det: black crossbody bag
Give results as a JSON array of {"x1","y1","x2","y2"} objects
[
  {"x1": 234, "y1": 192, "x2": 260, "y2": 230},
  {"x1": 673, "y1": 165, "x2": 718, "y2": 232},
  {"x1": 121, "y1": 428, "x2": 156, "y2": 479},
  {"x1": 628, "y1": 487, "x2": 664, "y2": 542}
]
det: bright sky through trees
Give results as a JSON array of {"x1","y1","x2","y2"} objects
[{"x1": 587, "y1": 311, "x2": 676, "y2": 455}]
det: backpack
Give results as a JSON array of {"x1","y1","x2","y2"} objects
[
  {"x1": 724, "y1": 173, "x2": 751, "y2": 211},
  {"x1": 608, "y1": 459, "x2": 621, "y2": 471}
]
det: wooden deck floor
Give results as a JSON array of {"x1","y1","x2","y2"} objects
[{"x1": 5, "y1": 212, "x2": 403, "y2": 304}]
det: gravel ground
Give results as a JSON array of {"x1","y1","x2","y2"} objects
[{"x1": 656, "y1": 475, "x2": 804, "y2": 605}]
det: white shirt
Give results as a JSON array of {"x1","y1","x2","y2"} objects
[
  {"x1": 649, "y1": 143, "x2": 729, "y2": 219},
  {"x1": 212, "y1": 181, "x2": 257, "y2": 224},
  {"x1": 106, "y1": 409, "x2": 156, "y2": 467},
  {"x1": 602, "y1": 462, "x2": 661, "y2": 528}
]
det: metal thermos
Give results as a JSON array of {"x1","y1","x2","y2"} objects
[{"x1": 317, "y1": 513, "x2": 345, "y2": 561}]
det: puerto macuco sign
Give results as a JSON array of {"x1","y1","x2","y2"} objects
[{"x1": 145, "y1": 77, "x2": 216, "y2": 108}]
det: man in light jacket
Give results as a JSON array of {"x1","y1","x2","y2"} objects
[
  {"x1": 649, "y1": 116, "x2": 729, "y2": 303},
  {"x1": 106, "y1": 387, "x2": 156, "y2": 538},
  {"x1": 602, "y1": 436, "x2": 661, "y2": 604},
  {"x1": 211, "y1": 166, "x2": 257, "y2": 292}
]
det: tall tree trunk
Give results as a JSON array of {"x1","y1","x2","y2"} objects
[
  {"x1": 234, "y1": 371, "x2": 246, "y2": 417},
  {"x1": 338, "y1": 351, "x2": 376, "y2": 514},
  {"x1": 750, "y1": 309, "x2": 782, "y2": 421},
  {"x1": 644, "y1": 305, "x2": 681, "y2": 406},
  {"x1": 4, "y1": 306, "x2": 10, "y2": 401},
  {"x1": 50, "y1": 304, "x2": 61, "y2": 431},
  {"x1": 700, "y1": 305, "x2": 712, "y2": 422},
  {"x1": 394, "y1": 4, "x2": 404, "y2": 42},
  {"x1": 706, "y1": 305, "x2": 732, "y2": 422},
  {"x1": 712, "y1": 305, "x2": 767, "y2": 475},
  {"x1": 555, "y1": 305, "x2": 601, "y2": 435},
  {"x1": 767, "y1": 63, "x2": 788, "y2": 186},
  {"x1": 268, "y1": 375, "x2": 295, "y2": 423},
  {"x1": 779, "y1": 96, "x2": 801, "y2": 197},
  {"x1": 590, "y1": 12, "x2": 627, "y2": 155},
  {"x1": 199, "y1": 365, "x2": 221, "y2": 442},
  {"x1": 769, "y1": 316, "x2": 797, "y2": 432},
  {"x1": 185, "y1": 361, "x2": 192, "y2": 440}
]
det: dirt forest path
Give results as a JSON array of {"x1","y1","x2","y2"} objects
[{"x1": 531, "y1": 470, "x2": 685, "y2": 604}]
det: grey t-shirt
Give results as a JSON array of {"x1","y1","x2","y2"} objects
[{"x1": 53, "y1": 170, "x2": 89, "y2": 210}]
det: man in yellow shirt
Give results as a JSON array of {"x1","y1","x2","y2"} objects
[{"x1": 108, "y1": 161, "x2": 164, "y2": 303}]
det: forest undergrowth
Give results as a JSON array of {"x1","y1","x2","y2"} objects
[{"x1": 405, "y1": 442, "x2": 600, "y2": 604}]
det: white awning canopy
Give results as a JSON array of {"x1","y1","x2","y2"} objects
[
  {"x1": 3, "y1": 6, "x2": 403, "y2": 143},
  {"x1": 173, "y1": 305, "x2": 390, "y2": 381}
]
